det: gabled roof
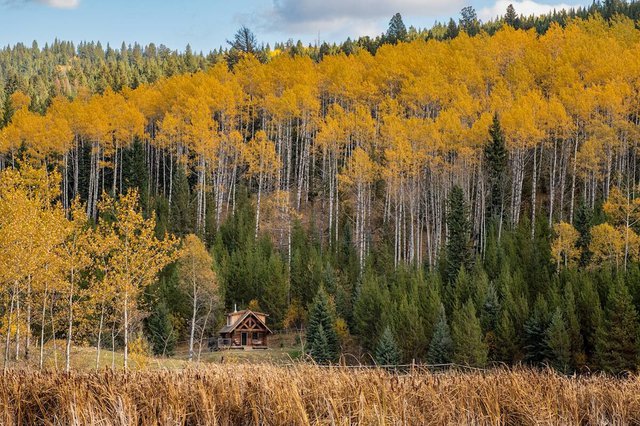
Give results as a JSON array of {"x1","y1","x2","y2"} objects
[{"x1": 219, "y1": 309, "x2": 273, "y2": 334}]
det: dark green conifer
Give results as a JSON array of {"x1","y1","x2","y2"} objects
[
  {"x1": 427, "y1": 305, "x2": 453, "y2": 364},
  {"x1": 306, "y1": 287, "x2": 339, "y2": 363},
  {"x1": 596, "y1": 280, "x2": 640, "y2": 373},
  {"x1": 375, "y1": 326, "x2": 401, "y2": 366},
  {"x1": 452, "y1": 300, "x2": 488, "y2": 367}
]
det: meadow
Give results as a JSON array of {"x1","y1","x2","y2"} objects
[{"x1": 0, "y1": 365, "x2": 639, "y2": 425}]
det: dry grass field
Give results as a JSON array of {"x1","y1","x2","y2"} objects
[{"x1": 0, "y1": 365, "x2": 639, "y2": 425}]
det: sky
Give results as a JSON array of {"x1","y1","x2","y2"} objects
[{"x1": 0, "y1": 0, "x2": 588, "y2": 52}]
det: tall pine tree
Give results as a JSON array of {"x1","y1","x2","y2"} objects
[
  {"x1": 452, "y1": 300, "x2": 488, "y2": 367},
  {"x1": 375, "y1": 326, "x2": 401, "y2": 366},
  {"x1": 596, "y1": 280, "x2": 640, "y2": 373},
  {"x1": 485, "y1": 114, "x2": 508, "y2": 223},
  {"x1": 427, "y1": 304, "x2": 453, "y2": 364},
  {"x1": 306, "y1": 287, "x2": 339, "y2": 364},
  {"x1": 445, "y1": 185, "x2": 473, "y2": 284}
]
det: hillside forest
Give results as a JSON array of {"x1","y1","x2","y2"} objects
[{"x1": 1, "y1": 7, "x2": 640, "y2": 373}]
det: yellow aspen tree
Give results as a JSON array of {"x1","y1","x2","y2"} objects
[
  {"x1": 177, "y1": 234, "x2": 218, "y2": 362},
  {"x1": 589, "y1": 223, "x2": 625, "y2": 271},
  {"x1": 98, "y1": 189, "x2": 179, "y2": 370},
  {"x1": 243, "y1": 130, "x2": 281, "y2": 238},
  {"x1": 551, "y1": 222, "x2": 580, "y2": 269},
  {"x1": 603, "y1": 187, "x2": 640, "y2": 270},
  {"x1": 59, "y1": 199, "x2": 92, "y2": 372},
  {"x1": 339, "y1": 147, "x2": 378, "y2": 270}
]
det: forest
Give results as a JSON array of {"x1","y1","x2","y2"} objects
[{"x1": 1, "y1": 5, "x2": 640, "y2": 374}]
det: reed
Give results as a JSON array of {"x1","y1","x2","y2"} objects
[{"x1": 0, "y1": 365, "x2": 638, "y2": 425}]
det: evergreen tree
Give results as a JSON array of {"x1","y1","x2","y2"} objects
[
  {"x1": 545, "y1": 308, "x2": 571, "y2": 372},
  {"x1": 445, "y1": 18, "x2": 459, "y2": 39},
  {"x1": 451, "y1": 300, "x2": 488, "y2": 367},
  {"x1": 386, "y1": 13, "x2": 408, "y2": 44},
  {"x1": 485, "y1": 114, "x2": 508, "y2": 222},
  {"x1": 306, "y1": 287, "x2": 339, "y2": 363},
  {"x1": 445, "y1": 185, "x2": 472, "y2": 284},
  {"x1": 309, "y1": 324, "x2": 330, "y2": 363},
  {"x1": 596, "y1": 280, "x2": 640, "y2": 373},
  {"x1": 145, "y1": 299, "x2": 177, "y2": 356},
  {"x1": 122, "y1": 138, "x2": 149, "y2": 211},
  {"x1": 573, "y1": 204, "x2": 593, "y2": 266},
  {"x1": 170, "y1": 164, "x2": 194, "y2": 236},
  {"x1": 353, "y1": 274, "x2": 389, "y2": 352},
  {"x1": 563, "y1": 281, "x2": 584, "y2": 367},
  {"x1": 375, "y1": 326, "x2": 401, "y2": 366},
  {"x1": 505, "y1": 4, "x2": 519, "y2": 28},
  {"x1": 480, "y1": 283, "x2": 501, "y2": 359},
  {"x1": 459, "y1": 6, "x2": 480, "y2": 36},
  {"x1": 427, "y1": 305, "x2": 453, "y2": 364},
  {"x1": 524, "y1": 296, "x2": 550, "y2": 364}
]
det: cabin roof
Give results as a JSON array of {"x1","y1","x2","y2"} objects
[{"x1": 219, "y1": 309, "x2": 272, "y2": 334}]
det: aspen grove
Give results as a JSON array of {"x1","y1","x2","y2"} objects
[{"x1": 2, "y1": 15, "x2": 640, "y2": 372}]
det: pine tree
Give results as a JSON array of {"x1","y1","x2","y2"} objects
[
  {"x1": 524, "y1": 296, "x2": 549, "y2": 365},
  {"x1": 545, "y1": 308, "x2": 571, "y2": 372},
  {"x1": 459, "y1": 6, "x2": 479, "y2": 36},
  {"x1": 122, "y1": 138, "x2": 149, "y2": 211},
  {"x1": 170, "y1": 164, "x2": 194, "y2": 237},
  {"x1": 505, "y1": 4, "x2": 518, "y2": 28},
  {"x1": 309, "y1": 324, "x2": 330, "y2": 363},
  {"x1": 386, "y1": 13, "x2": 408, "y2": 44},
  {"x1": 306, "y1": 287, "x2": 339, "y2": 364},
  {"x1": 596, "y1": 280, "x2": 640, "y2": 373},
  {"x1": 375, "y1": 326, "x2": 401, "y2": 366},
  {"x1": 427, "y1": 305, "x2": 453, "y2": 364},
  {"x1": 573, "y1": 204, "x2": 593, "y2": 266},
  {"x1": 451, "y1": 300, "x2": 488, "y2": 367},
  {"x1": 353, "y1": 274, "x2": 389, "y2": 352},
  {"x1": 445, "y1": 185, "x2": 472, "y2": 284},
  {"x1": 485, "y1": 114, "x2": 508, "y2": 222},
  {"x1": 445, "y1": 18, "x2": 459, "y2": 39}
]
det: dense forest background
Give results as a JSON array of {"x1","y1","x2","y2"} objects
[{"x1": 2, "y1": 1, "x2": 640, "y2": 373}]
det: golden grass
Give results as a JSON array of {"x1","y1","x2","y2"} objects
[{"x1": 0, "y1": 365, "x2": 639, "y2": 425}]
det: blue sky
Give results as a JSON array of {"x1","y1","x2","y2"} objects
[{"x1": 0, "y1": 0, "x2": 587, "y2": 52}]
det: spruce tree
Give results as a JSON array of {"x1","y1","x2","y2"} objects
[
  {"x1": 353, "y1": 274, "x2": 389, "y2": 352},
  {"x1": 524, "y1": 296, "x2": 550, "y2": 365},
  {"x1": 573, "y1": 204, "x2": 593, "y2": 266},
  {"x1": 545, "y1": 308, "x2": 571, "y2": 372},
  {"x1": 122, "y1": 138, "x2": 149, "y2": 211},
  {"x1": 452, "y1": 300, "x2": 488, "y2": 367},
  {"x1": 563, "y1": 281, "x2": 584, "y2": 367},
  {"x1": 505, "y1": 4, "x2": 518, "y2": 28},
  {"x1": 306, "y1": 287, "x2": 339, "y2": 364},
  {"x1": 485, "y1": 114, "x2": 508, "y2": 222},
  {"x1": 170, "y1": 164, "x2": 194, "y2": 237},
  {"x1": 375, "y1": 326, "x2": 401, "y2": 366},
  {"x1": 309, "y1": 324, "x2": 330, "y2": 364},
  {"x1": 427, "y1": 305, "x2": 453, "y2": 364},
  {"x1": 596, "y1": 280, "x2": 640, "y2": 373},
  {"x1": 386, "y1": 13, "x2": 408, "y2": 44},
  {"x1": 445, "y1": 185, "x2": 472, "y2": 284}
]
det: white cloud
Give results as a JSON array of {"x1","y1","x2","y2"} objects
[
  {"x1": 272, "y1": 0, "x2": 460, "y2": 23},
  {"x1": 478, "y1": 0, "x2": 581, "y2": 21},
  {"x1": 36, "y1": 0, "x2": 79, "y2": 8},
  {"x1": 262, "y1": 0, "x2": 464, "y2": 39}
]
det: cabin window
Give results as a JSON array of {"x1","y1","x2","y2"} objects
[{"x1": 252, "y1": 332, "x2": 259, "y2": 339}]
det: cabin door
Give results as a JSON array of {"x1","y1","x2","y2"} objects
[{"x1": 241, "y1": 332, "x2": 247, "y2": 346}]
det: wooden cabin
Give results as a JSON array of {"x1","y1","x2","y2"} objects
[{"x1": 217, "y1": 309, "x2": 272, "y2": 350}]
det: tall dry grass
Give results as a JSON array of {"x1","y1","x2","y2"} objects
[{"x1": 0, "y1": 365, "x2": 638, "y2": 425}]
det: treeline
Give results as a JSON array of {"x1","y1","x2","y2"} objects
[
  {"x1": 1, "y1": 16, "x2": 640, "y2": 372},
  {"x1": 2, "y1": 1, "x2": 640, "y2": 112}
]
